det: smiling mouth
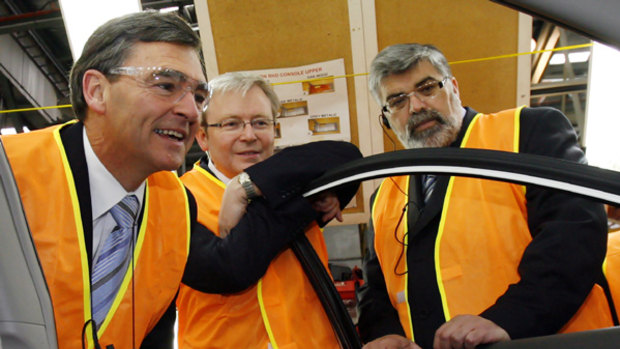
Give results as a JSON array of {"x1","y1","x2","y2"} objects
[
  {"x1": 155, "y1": 129, "x2": 184, "y2": 141},
  {"x1": 238, "y1": 151, "x2": 260, "y2": 156}
]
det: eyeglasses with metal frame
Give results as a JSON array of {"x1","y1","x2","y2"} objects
[
  {"x1": 206, "y1": 118, "x2": 276, "y2": 133},
  {"x1": 107, "y1": 66, "x2": 210, "y2": 112},
  {"x1": 381, "y1": 77, "x2": 449, "y2": 116}
]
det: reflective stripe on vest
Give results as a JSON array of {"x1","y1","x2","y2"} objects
[
  {"x1": 178, "y1": 163, "x2": 339, "y2": 349},
  {"x1": 371, "y1": 176, "x2": 415, "y2": 340},
  {"x1": 3, "y1": 123, "x2": 190, "y2": 349},
  {"x1": 604, "y1": 232, "x2": 620, "y2": 321}
]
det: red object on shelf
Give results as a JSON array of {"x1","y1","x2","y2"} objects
[
  {"x1": 335, "y1": 280, "x2": 361, "y2": 300},
  {"x1": 333, "y1": 266, "x2": 365, "y2": 321},
  {"x1": 334, "y1": 266, "x2": 364, "y2": 301}
]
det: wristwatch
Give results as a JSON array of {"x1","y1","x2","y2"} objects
[{"x1": 238, "y1": 172, "x2": 259, "y2": 202}]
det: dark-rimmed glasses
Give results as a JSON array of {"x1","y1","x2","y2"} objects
[
  {"x1": 206, "y1": 118, "x2": 275, "y2": 133},
  {"x1": 382, "y1": 77, "x2": 449, "y2": 116}
]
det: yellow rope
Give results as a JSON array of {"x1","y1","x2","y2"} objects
[
  {"x1": 449, "y1": 43, "x2": 592, "y2": 65},
  {"x1": 0, "y1": 104, "x2": 72, "y2": 114},
  {"x1": 0, "y1": 43, "x2": 592, "y2": 115},
  {"x1": 271, "y1": 43, "x2": 592, "y2": 84}
]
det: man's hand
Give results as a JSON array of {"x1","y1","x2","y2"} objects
[
  {"x1": 433, "y1": 315, "x2": 510, "y2": 349},
  {"x1": 362, "y1": 334, "x2": 420, "y2": 349},
  {"x1": 218, "y1": 175, "x2": 261, "y2": 237},
  {"x1": 310, "y1": 191, "x2": 344, "y2": 223}
]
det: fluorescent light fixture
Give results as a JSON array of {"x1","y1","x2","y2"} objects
[
  {"x1": 59, "y1": 0, "x2": 141, "y2": 60},
  {"x1": 1, "y1": 127, "x2": 17, "y2": 135},
  {"x1": 549, "y1": 51, "x2": 591, "y2": 65},
  {"x1": 584, "y1": 42, "x2": 620, "y2": 172},
  {"x1": 539, "y1": 77, "x2": 565, "y2": 83},
  {"x1": 160, "y1": 6, "x2": 180, "y2": 14}
]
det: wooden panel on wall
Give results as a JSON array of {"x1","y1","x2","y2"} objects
[
  {"x1": 194, "y1": 1, "x2": 525, "y2": 219},
  {"x1": 206, "y1": 1, "x2": 349, "y2": 72},
  {"x1": 201, "y1": 0, "x2": 364, "y2": 212},
  {"x1": 375, "y1": 0, "x2": 521, "y2": 151}
]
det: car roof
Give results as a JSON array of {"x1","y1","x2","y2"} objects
[{"x1": 493, "y1": 0, "x2": 620, "y2": 49}]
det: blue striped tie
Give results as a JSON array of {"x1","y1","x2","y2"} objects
[
  {"x1": 422, "y1": 174, "x2": 437, "y2": 203},
  {"x1": 91, "y1": 195, "x2": 139, "y2": 327}
]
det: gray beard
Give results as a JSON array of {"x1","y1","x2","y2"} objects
[{"x1": 397, "y1": 110, "x2": 460, "y2": 149}]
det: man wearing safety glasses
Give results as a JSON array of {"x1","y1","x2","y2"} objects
[
  {"x1": 175, "y1": 72, "x2": 350, "y2": 348},
  {"x1": 358, "y1": 43, "x2": 613, "y2": 349},
  {"x1": 1, "y1": 11, "x2": 360, "y2": 349}
]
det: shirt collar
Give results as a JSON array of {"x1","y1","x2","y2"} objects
[
  {"x1": 206, "y1": 154, "x2": 232, "y2": 185},
  {"x1": 83, "y1": 128, "x2": 145, "y2": 220}
]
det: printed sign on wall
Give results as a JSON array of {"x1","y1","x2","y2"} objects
[{"x1": 244, "y1": 58, "x2": 350, "y2": 149}]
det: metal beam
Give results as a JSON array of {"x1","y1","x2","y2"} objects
[
  {"x1": 530, "y1": 79, "x2": 587, "y2": 96},
  {"x1": 2, "y1": 0, "x2": 70, "y2": 97},
  {"x1": 0, "y1": 34, "x2": 61, "y2": 124},
  {"x1": 0, "y1": 16, "x2": 64, "y2": 35},
  {"x1": 558, "y1": 28, "x2": 584, "y2": 119}
]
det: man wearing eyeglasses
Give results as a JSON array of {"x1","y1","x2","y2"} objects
[
  {"x1": 175, "y1": 72, "x2": 348, "y2": 348},
  {"x1": 358, "y1": 43, "x2": 613, "y2": 349},
  {"x1": 1, "y1": 11, "x2": 360, "y2": 349}
]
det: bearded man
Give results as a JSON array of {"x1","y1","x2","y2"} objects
[{"x1": 358, "y1": 43, "x2": 613, "y2": 349}]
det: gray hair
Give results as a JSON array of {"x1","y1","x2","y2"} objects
[
  {"x1": 69, "y1": 10, "x2": 203, "y2": 121},
  {"x1": 369, "y1": 43, "x2": 452, "y2": 104},
  {"x1": 202, "y1": 72, "x2": 280, "y2": 128}
]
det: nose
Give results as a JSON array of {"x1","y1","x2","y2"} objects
[
  {"x1": 408, "y1": 93, "x2": 426, "y2": 114},
  {"x1": 173, "y1": 88, "x2": 200, "y2": 122},
  {"x1": 239, "y1": 122, "x2": 258, "y2": 141}
]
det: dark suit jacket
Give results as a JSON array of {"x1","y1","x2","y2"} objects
[{"x1": 358, "y1": 107, "x2": 608, "y2": 349}]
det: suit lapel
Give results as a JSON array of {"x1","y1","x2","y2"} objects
[{"x1": 60, "y1": 122, "x2": 94, "y2": 269}]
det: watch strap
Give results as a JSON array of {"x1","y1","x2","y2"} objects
[{"x1": 238, "y1": 172, "x2": 259, "y2": 202}]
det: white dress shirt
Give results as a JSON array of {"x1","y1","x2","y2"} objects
[
  {"x1": 83, "y1": 128, "x2": 145, "y2": 264},
  {"x1": 207, "y1": 154, "x2": 232, "y2": 185}
]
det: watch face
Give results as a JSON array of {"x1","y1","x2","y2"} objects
[
  {"x1": 238, "y1": 172, "x2": 257, "y2": 200},
  {"x1": 239, "y1": 172, "x2": 250, "y2": 184}
]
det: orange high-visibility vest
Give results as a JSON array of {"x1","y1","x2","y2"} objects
[
  {"x1": 177, "y1": 163, "x2": 339, "y2": 349},
  {"x1": 3, "y1": 123, "x2": 191, "y2": 349},
  {"x1": 371, "y1": 107, "x2": 613, "y2": 340},
  {"x1": 604, "y1": 231, "x2": 620, "y2": 318}
]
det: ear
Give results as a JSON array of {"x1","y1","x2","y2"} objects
[
  {"x1": 195, "y1": 127, "x2": 210, "y2": 151},
  {"x1": 82, "y1": 69, "x2": 108, "y2": 115},
  {"x1": 449, "y1": 76, "x2": 460, "y2": 99}
]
